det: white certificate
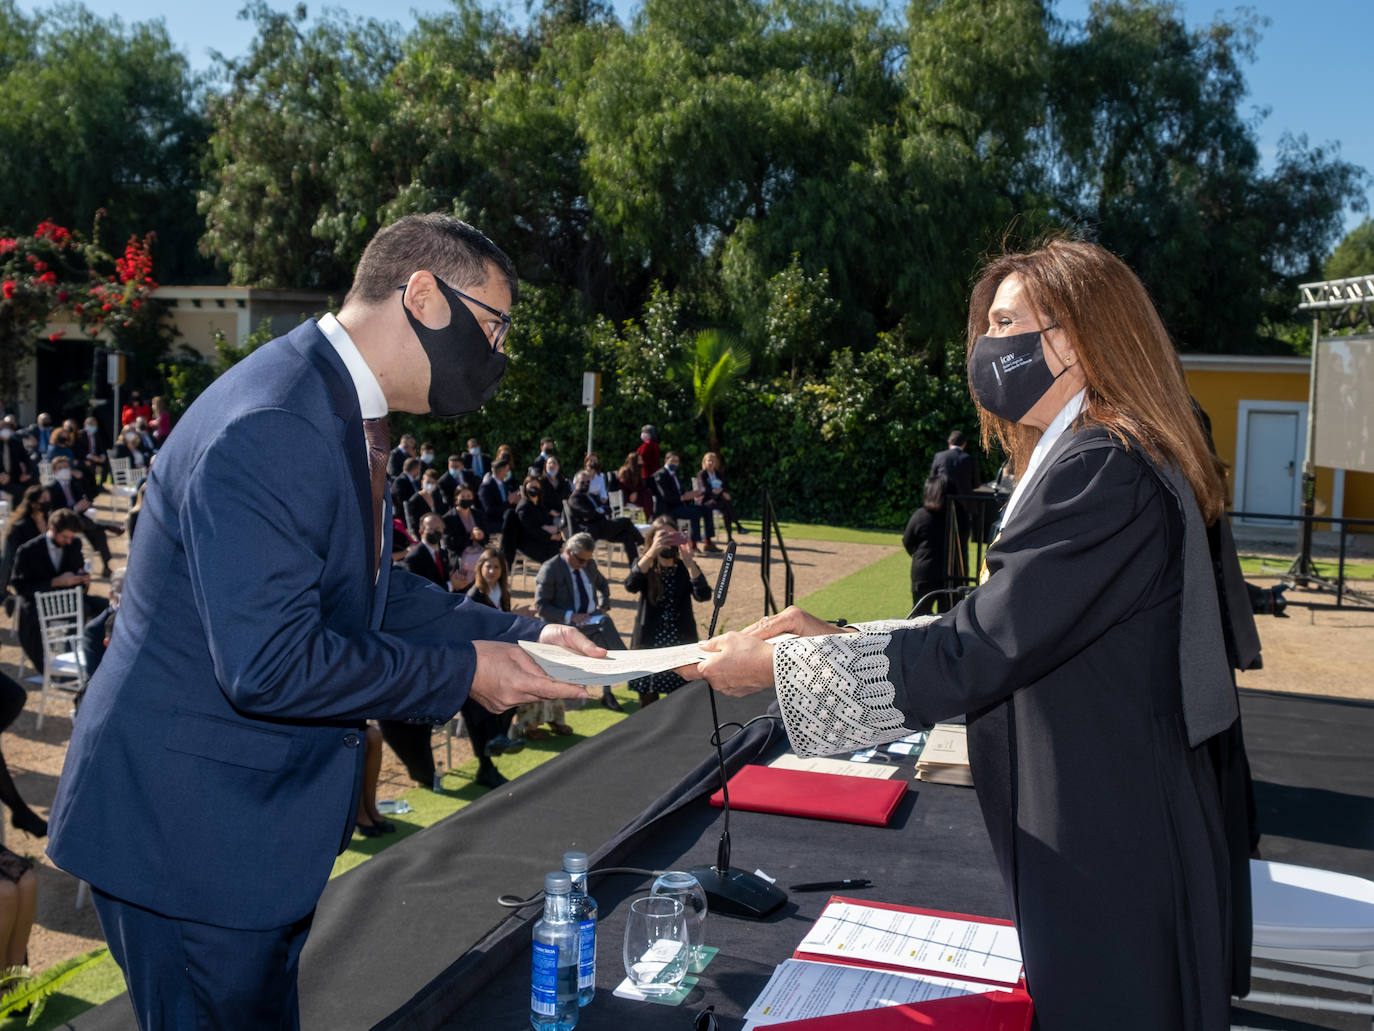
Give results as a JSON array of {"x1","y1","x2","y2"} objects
[
  {"x1": 797, "y1": 901, "x2": 1023, "y2": 985},
  {"x1": 519, "y1": 640, "x2": 707, "y2": 686}
]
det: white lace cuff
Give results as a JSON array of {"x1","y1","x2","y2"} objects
[{"x1": 773, "y1": 629, "x2": 920, "y2": 758}]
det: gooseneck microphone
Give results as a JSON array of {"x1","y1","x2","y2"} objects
[{"x1": 690, "y1": 541, "x2": 788, "y2": 919}]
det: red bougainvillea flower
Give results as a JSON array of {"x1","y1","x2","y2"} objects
[
  {"x1": 1, "y1": 280, "x2": 15, "y2": 299},
  {"x1": 73, "y1": 303, "x2": 84, "y2": 314},
  {"x1": 32, "y1": 261, "x2": 48, "y2": 273},
  {"x1": 37, "y1": 271, "x2": 57, "y2": 286},
  {"x1": 48, "y1": 331, "x2": 64, "y2": 341},
  {"x1": 0, "y1": 239, "x2": 15, "y2": 255},
  {"x1": 56, "y1": 290, "x2": 69, "y2": 302}
]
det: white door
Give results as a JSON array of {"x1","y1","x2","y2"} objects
[{"x1": 1241, "y1": 410, "x2": 1301, "y2": 519}]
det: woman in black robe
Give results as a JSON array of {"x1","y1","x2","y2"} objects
[
  {"x1": 696, "y1": 239, "x2": 1246, "y2": 1031},
  {"x1": 901, "y1": 474, "x2": 950, "y2": 613}
]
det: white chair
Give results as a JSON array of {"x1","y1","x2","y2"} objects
[
  {"x1": 36, "y1": 460, "x2": 51, "y2": 485},
  {"x1": 107, "y1": 456, "x2": 145, "y2": 516},
  {"x1": 511, "y1": 554, "x2": 532, "y2": 592},
  {"x1": 0, "y1": 496, "x2": 10, "y2": 534},
  {"x1": 1237, "y1": 859, "x2": 1374, "y2": 1022},
  {"x1": 27, "y1": 587, "x2": 87, "y2": 731}
]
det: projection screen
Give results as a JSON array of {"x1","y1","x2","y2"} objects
[{"x1": 1314, "y1": 333, "x2": 1374, "y2": 474}]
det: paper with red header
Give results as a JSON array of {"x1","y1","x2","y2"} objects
[
  {"x1": 740, "y1": 959, "x2": 1009, "y2": 1031},
  {"x1": 797, "y1": 901, "x2": 1023, "y2": 985}
]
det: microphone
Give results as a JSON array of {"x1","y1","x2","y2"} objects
[{"x1": 690, "y1": 540, "x2": 788, "y2": 919}]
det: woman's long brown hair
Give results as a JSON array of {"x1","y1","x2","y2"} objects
[{"x1": 966, "y1": 238, "x2": 1225, "y2": 524}]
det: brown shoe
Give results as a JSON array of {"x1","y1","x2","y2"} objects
[
  {"x1": 549, "y1": 721, "x2": 575, "y2": 736},
  {"x1": 703, "y1": 541, "x2": 722, "y2": 553},
  {"x1": 523, "y1": 727, "x2": 551, "y2": 741}
]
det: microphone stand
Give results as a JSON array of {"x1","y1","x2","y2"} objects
[{"x1": 689, "y1": 541, "x2": 788, "y2": 919}]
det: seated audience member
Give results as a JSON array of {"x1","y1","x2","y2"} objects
[
  {"x1": 26, "y1": 413, "x2": 54, "y2": 458},
  {"x1": 125, "y1": 482, "x2": 148, "y2": 540},
  {"x1": 75, "y1": 414, "x2": 110, "y2": 486},
  {"x1": 10, "y1": 509, "x2": 109, "y2": 672},
  {"x1": 112, "y1": 425, "x2": 152, "y2": 470},
  {"x1": 442, "y1": 485, "x2": 487, "y2": 555},
  {"x1": 43, "y1": 455, "x2": 117, "y2": 578},
  {"x1": 403, "y1": 468, "x2": 445, "y2": 536},
  {"x1": 903, "y1": 474, "x2": 952, "y2": 613},
  {"x1": 618, "y1": 451, "x2": 652, "y2": 520},
  {"x1": 494, "y1": 443, "x2": 515, "y2": 471},
  {"x1": 45, "y1": 428, "x2": 77, "y2": 465},
  {"x1": 582, "y1": 452, "x2": 610, "y2": 504},
  {"x1": 652, "y1": 452, "x2": 720, "y2": 552},
  {"x1": 418, "y1": 442, "x2": 437, "y2": 469},
  {"x1": 529, "y1": 437, "x2": 557, "y2": 478},
  {"x1": 538, "y1": 455, "x2": 571, "y2": 514},
  {"x1": 438, "y1": 454, "x2": 479, "y2": 510},
  {"x1": 510, "y1": 476, "x2": 563, "y2": 567},
  {"x1": 390, "y1": 517, "x2": 415, "y2": 565},
  {"x1": 149, "y1": 396, "x2": 172, "y2": 447},
  {"x1": 391, "y1": 456, "x2": 424, "y2": 512},
  {"x1": 0, "y1": 670, "x2": 48, "y2": 836},
  {"x1": 132, "y1": 417, "x2": 157, "y2": 454},
  {"x1": 387, "y1": 432, "x2": 416, "y2": 478},
  {"x1": 0, "y1": 820, "x2": 39, "y2": 970},
  {"x1": 478, "y1": 458, "x2": 516, "y2": 535},
  {"x1": 402, "y1": 513, "x2": 473, "y2": 594},
  {"x1": 535, "y1": 533, "x2": 624, "y2": 712},
  {"x1": 119, "y1": 391, "x2": 150, "y2": 429},
  {"x1": 697, "y1": 451, "x2": 746, "y2": 541},
  {"x1": 636, "y1": 425, "x2": 662, "y2": 478},
  {"x1": 351, "y1": 725, "x2": 396, "y2": 838},
  {"x1": 0, "y1": 420, "x2": 35, "y2": 503},
  {"x1": 463, "y1": 438, "x2": 487, "y2": 479},
  {"x1": 568, "y1": 470, "x2": 642, "y2": 564},
  {"x1": 625, "y1": 516, "x2": 712, "y2": 706},
  {"x1": 1, "y1": 486, "x2": 47, "y2": 605}
]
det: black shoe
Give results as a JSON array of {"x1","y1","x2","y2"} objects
[
  {"x1": 475, "y1": 764, "x2": 508, "y2": 789},
  {"x1": 353, "y1": 819, "x2": 384, "y2": 839},
  {"x1": 484, "y1": 734, "x2": 526, "y2": 757},
  {"x1": 601, "y1": 689, "x2": 623, "y2": 712},
  {"x1": 734, "y1": 524, "x2": 750, "y2": 534},
  {"x1": 373, "y1": 817, "x2": 397, "y2": 834},
  {"x1": 2, "y1": 594, "x2": 13, "y2": 617},
  {"x1": 11, "y1": 810, "x2": 47, "y2": 838}
]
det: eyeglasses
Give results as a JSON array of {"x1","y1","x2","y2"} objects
[{"x1": 396, "y1": 276, "x2": 511, "y2": 351}]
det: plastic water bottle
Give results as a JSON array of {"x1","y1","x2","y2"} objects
[
  {"x1": 562, "y1": 851, "x2": 598, "y2": 1006},
  {"x1": 530, "y1": 872, "x2": 579, "y2": 1030}
]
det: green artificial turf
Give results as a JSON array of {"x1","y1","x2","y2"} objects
[
  {"x1": 1237, "y1": 553, "x2": 1374, "y2": 580},
  {"x1": 792, "y1": 550, "x2": 915, "y2": 623}
]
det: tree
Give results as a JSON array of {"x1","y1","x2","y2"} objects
[
  {"x1": 685, "y1": 328, "x2": 750, "y2": 451},
  {"x1": 1325, "y1": 219, "x2": 1374, "y2": 281},
  {"x1": 0, "y1": 2, "x2": 210, "y2": 283}
]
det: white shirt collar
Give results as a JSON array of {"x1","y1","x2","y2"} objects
[
  {"x1": 318, "y1": 313, "x2": 387, "y2": 420},
  {"x1": 998, "y1": 388, "x2": 1087, "y2": 533}
]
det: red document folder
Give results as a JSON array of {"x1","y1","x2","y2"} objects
[
  {"x1": 758, "y1": 897, "x2": 1034, "y2": 1031},
  {"x1": 707, "y1": 765, "x2": 907, "y2": 827}
]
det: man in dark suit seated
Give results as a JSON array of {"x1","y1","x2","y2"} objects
[
  {"x1": 43, "y1": 455, "x2": 118, "y2": 578},
  {"x1": 535, "y1": 533, "x2": 624, "y2": 711},
  {"x1": 652, "y1": 452, "x2": 720, "y2": 552},
  {"x1": 10, "y1": 508, "x2": 109, "y2": 672},
  {"x1": 478, "y1": 457, "x2": 515, "y2": 536},
  {"x1": 568, "y1": 470, "x2": 642, "y2": 563},
  {"x1": 386, "y1": 433, "x2": 416, "y2": 478},
  {"x1": 463, "y1": 437, "x2": 486, "y2": 479},
  {"x1": 0, "y1": 421, "x2": 35, "y2": 503},
  {"x1": 74, "y1": 416, "x2": 111, "y2": 486},
  {"x1": 930, "y1": 429, "x2": 977, "y2": 569},
  {"x1": 437, "y1": 454, "x2": 481, "y2": 510},
  {"x1": 391, "y1": 455, "x2": 423, "y2": 512},
  {"x1": 401, "y1": 513, "x2": 469, "y2": 594}
]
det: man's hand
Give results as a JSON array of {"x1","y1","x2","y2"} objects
[
  {"x1": 52, "y1": 571, "x2": 86, "y2": 588},
  {"x1": 695, "y1": 632, "x2": 775, "y2": 697},
  {"x1": 738, "y1": 604, "x2": 849, "y2": 641},
  {"x1": 570, "y1": 612, "x2": 593, "y2": 627},
  {"x1": 469, "y1": 640, "x2": 591, "y2": 711},
  {"x1": 539, "y1": 622, "x2": 608, "y2": 658}
]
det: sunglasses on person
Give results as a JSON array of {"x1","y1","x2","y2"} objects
[{"x1": 396, "y1": 276, "x2": 511, "y2": 351}]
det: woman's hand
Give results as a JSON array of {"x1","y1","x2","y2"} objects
[
  {"x1": 695, "y1": 632, "x2": 776, "y2": 696},
  {"x1": 739, "y1": 604, "x2": 847, "y2": 640}
]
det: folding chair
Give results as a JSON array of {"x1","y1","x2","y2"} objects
[
  {"x1": 1236, "y1": 859, "x2": 1374, "y2": 1024},
  {"x1": 107, "y1": 457, "x2": 143, "y2": 517},
  {"x1": 28, "y1": 586, "x2": 87, "y2": 731}
]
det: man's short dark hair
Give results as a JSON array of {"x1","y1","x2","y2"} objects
[
  {"x1": 49, "y1": 509, "x2": 83, "y2": 534},
  {"x1": 448, "y1": 454, "x2": 463, "y2": 463},
  {"x1": 948, "y1": 430, "x2": 965, "y2": 447},
  {"x1": 403, "y1": 457, "x2": 423, "y2": 475},
  {"x1": 344, "y1": 213, "x2": 518, "y2": 307},
  {"x1": 493, "y1": 458, "x2": 510, "y2": 472}
]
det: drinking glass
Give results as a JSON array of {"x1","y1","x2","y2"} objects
[
  {"x1": 651, "y1": 871, "x2": 708, "y2": 967},
  {"x1": 622, "y1": 895, "x2": 690, "y2": 995}
]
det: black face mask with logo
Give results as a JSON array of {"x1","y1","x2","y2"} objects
[
  {"x1": 402, "y1": 277, "x2": 508, "y2": 419},
  {"x1": 967, "y1": 327, "x2": 1068, "y2": 423}
]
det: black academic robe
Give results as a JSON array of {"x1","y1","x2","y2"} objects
[{"x1": 888, "y1": 426, "x2": 1235, "y2": 1031}]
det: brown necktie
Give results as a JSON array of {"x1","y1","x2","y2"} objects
[{"x1": 363, "y1": 417, "x2": 390, "y2": 578}]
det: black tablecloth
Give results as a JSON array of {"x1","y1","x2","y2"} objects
[{"x1": 68, "y1": 686, "x2": 1374, "y2": 1030}]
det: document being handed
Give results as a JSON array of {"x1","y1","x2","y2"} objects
[{"x1": 519, "y1": 640, "x2": 706, "y2": 686}]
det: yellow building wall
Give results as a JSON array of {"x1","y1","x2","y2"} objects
[{"x1": 1185, "y1": 367, "x2": 1373, "y2": 526}]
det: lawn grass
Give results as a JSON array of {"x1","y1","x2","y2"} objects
[
  {"x1": 749, "y1": 520, "x2": 901, "y2": 547},
  {"x1": 1238, "y1": 554, "x2": 1374, "y2": 580},
  {"x1": 792, "y1": 551, "x2": 915, "y2": 623}
]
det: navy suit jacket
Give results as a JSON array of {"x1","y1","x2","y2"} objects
[{"x1": 48, "y1": 321, "x2": 541, "y2": 930}]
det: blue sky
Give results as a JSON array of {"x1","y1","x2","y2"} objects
[{"x1": 24, "y1": 0, "x2": 1373, "y2": 241}]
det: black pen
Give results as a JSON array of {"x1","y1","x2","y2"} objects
[{"x1": 789, "y1": 878, "x2": 872, "y2": 892}]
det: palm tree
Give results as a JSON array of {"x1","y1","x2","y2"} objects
[{"x1": 687, "y1": 328, "x2": 751, "y2": 452}]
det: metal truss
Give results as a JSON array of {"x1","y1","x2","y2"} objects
[{"x1": 1298, "y1": 274, "x2": 1374, "y2": 312}]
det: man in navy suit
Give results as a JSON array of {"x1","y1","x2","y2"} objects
[{"x1": 47, "y1": 214, "x2": 597, "y2": 1030}]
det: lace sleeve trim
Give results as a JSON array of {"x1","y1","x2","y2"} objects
[{"x1": 772, "y1": 629, "x2": 918, "y2": 758}]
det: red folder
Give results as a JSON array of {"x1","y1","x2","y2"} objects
[
  {"x1": 708, "y1": 765, "x2": 907, "y2": 827},
  {"x1": 761, "y1": 897, "x2": 1034, "y2": 1031}
]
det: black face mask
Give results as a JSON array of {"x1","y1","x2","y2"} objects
[
  {"x1": 968, "y1": 327, "x2": 1067, "y2": 423},
  {"x1": 423, "y1": 530, "x2": 442, "y2": 546},
  {"x1": 457, "y1": 498, "x2": 472, "y2": 510},
  {"x1": 402, "y1": 277, "x2": 508, "y2": 418}
]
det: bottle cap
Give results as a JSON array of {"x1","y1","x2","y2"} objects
[
  {"x1": 562, "y1": 851, "x2": 589, "y2": 874},
  {"x1": 545, "y1": 872, "x2": 572, "y2": 895}
]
